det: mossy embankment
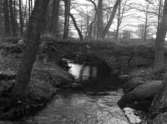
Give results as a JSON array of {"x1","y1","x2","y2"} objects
[{"x1": 39, "y1": 39, "x2": 157, "y2": 74}]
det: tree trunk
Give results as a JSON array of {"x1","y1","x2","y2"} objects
[
  {"x1": 3, "y1": 0, "x2": 11, "y2": 35},
  {"x1": 96, "y1": 0, "x2": 103, "y2": 39},
  {"x1": 87, "y1": 0, "x2": 97, "y2": 39},
  {"x1": 115, "y1": 0, "x2": 121, "y2": 40},
  {"x1": 13, "y1": 0, "x2": 17, "y2": 35},
  {"x1": 19, "y1": 0, "x2": 24, "y2": 35},
  {"x1": 85, "y1": 14, "x2": 90, "y2": 39},
  {"x1": 102, "y1": 0, "x2": 121, "y2": 38},
  {"x1": 69, "y1": 13, "x2": 83, "y2": 40},
  {"x1": 90, "y1": 14, "x2": 97, "y2": 40},
  {"x1": 29, "y1": 0, "x2": 33, "y2": 18},
  {"x1": 157, "y1": 0, "x2": 163, "y2": 29},
  {"x1": 87, "y1": 21, "x2": 94, "y2": 40},
  {"x1": 149, "y1": 1, "x2": 167, "y2": 123},
  {"x1": 149, "y1": 74, "x2": 167, "y2": 123},
  {"x1": 23, "y1": 0, "x2": 28, "y2": 22},
  {"x1": 63, "y1": 0, "x2": 71, "y2": 39},
  {"x1": 11, "y1": 0, "x2": 49, "y2": 99},
  {"x1": 154, "y1": 0, "x2": 167, "y2": 72},
  {"x1": 143, "y1": 5, "x2": 149, "y2": 42},
  {"x1": 49, "y1": 0, "x2": 60, "y2": 36},
  {"x1": 9, "y1": 0, "x2": 17, "y2": 36}
]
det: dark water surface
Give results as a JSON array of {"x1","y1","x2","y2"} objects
[{"x1": 27, "y1": 89, "x2": 131, "y2": 124}]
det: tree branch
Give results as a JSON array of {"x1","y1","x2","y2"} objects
[
  {"x1": 86, "y1": 0, "x2": 97, "y2": 11},
  {"x1": 69, "y1": 13, "x2": 83, "y2": 40},
  {"x1": 102, "y1": 0, "x2": 121, "y2": 38}
]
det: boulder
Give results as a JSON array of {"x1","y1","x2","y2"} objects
[
  {"x1": 118, "y1": 80, "x2": 163, "y2": 111},
  {"x1": 129, "y1": 80, "x2": 162, "y2": 100},
  {"x1": 123, "y1": 77, "x2": 145, "y2": 93},
  {"x1": 33, "y1": 63, "x2": 74, "y2": 88},
  {"x1": 122, "y1": 69, "x2": 153, "y2": 92}
]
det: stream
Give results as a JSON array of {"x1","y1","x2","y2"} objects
[
  {"x1": 28, "y1": 89, "x2": 128, "y2": 124},
  {"x1": 26, "y1": 60, "x2": 145, "y2": 124},
  {"x1": 28, "y1": 89, "x2": 145, "y2": 124}
]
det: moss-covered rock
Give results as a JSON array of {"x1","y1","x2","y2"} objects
[{"x1": 118, "y1": 80, "x2": 163, "y2": 112}]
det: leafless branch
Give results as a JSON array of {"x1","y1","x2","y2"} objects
[
  {"x1": 86, "y1": 0, "x2": 97, "y2": 10},
  {"x1": 145, "y1": 0, "x2": 154, "y2": 4},
  {"x1": 69, "y1": 13, "x2": 83, "y2": 40}
]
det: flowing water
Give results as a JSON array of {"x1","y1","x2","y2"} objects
[
  {"x1": 28, "y1": 89, "x2": 130, "y2": 124},
  {"x1": 26, "y1": 89, "x2": 144, "y2": 124},
  {"x1": 68, "y1": 62, "x2": 97, "y2": 81},
  {"x1": 25, "y1": 61, "x2": 144, "y2": 124}
]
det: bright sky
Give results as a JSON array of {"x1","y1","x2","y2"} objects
[
  {"x1": 22, "y1": 0, "x2": 160, "y2": 38},
  {"x1": 72, "y1": 0, "x2": 160, "y2": 38}
]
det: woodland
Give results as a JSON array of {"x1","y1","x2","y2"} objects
[{"x1": 0, "y1": 0, "x2": 167, "y2": 124}]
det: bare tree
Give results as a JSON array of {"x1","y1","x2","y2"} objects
[
  {"x1": 19, "y1": 0, "x2": 24, "y2": 35},
  {"x1": 87, "y1": 0, "x2": 97, "y2": 39},
  {"x1": 69, "y1": 13, "x2": 83, "y2": 40},
  {"x1": 9, "y1": 0, "x2": 17, "y2": 36},
  {"x1": 3, "y1": 0, "x2": 10, "y2": 35},
  {"x1": 115, "y1": 0, "x2": 121, "y2": 40},
  {"x1": 63, "y1": 0, "x2": 71, "y2": 39},
  {"x1": 144, "y1": 5, "x2": 149, "y2": 41},
  {"x1": 49, "y1": 0, "x2": 60, "y2": 36},
  {"x1": 102, "y1": 0, "x2": 121, "y2": 38},
  {"x1": 115, "y1": 0, "x2": 128, "y2": 40},
  {"x1": 11, "y1": 0, "x2": 49, "y2": 99},
  {"x1": 157, "y1": 0, "x2": 163, "y2": 29},
  {"x1": 153, "y1": 0, "x2": 167, "y2": 72},
  {"x1": 128, "y1": 0, "x2": 164, "y2": 39},
  {"x1": 29, "y1": 0, "x2": 33, "y2": 18},
  {"x1": 96, "y1": 0, "x2": 104, "y2": 39},
  {"x1": 87, "y1": 0, "x2": 121, "y2": 39},
  {"x1": 147, "y1": 2, "x2": 167, "y2": 122}
]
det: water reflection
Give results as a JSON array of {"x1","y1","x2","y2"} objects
[
  {"x1": 68, "y1": 63, "x2": 83, "y2": 79},
  {"x1": 68, "y1": 62, "x2": 97, "y2": 81},
  {"x1": 35, "y1": 90, "x2": 132, "y2": 124}
]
